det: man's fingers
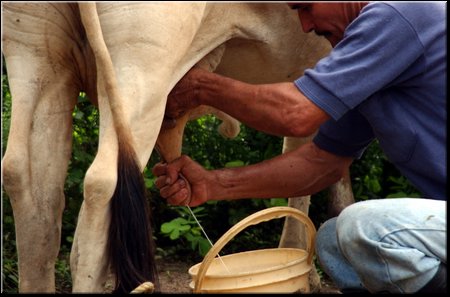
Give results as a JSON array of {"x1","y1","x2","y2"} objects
[
  {"x1": 153, "y1": 155, "x2": 195, "y2": 206},
  {"x1": 159, "y1": 178, "x2": 187, "y2": 199},
  {"x1": 167, "y1": 188, "x2": 190, "y2": 206},
  {"x1": 154, "y1": 175, "x2": 169, "y2": 189},
  {"x1": 155, "y1": 176, "x2": 191, "y2": 206},
  {"x1": 152, "y1": 162, "x2": 167, "y2": 176}
]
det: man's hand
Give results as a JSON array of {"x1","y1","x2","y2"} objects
[
  {"x1": 152, "y1": 155, "x2": 210, "y2": 206},
  {"x1": 165, "y1": 67, "x2": 206, "y2": 122}
]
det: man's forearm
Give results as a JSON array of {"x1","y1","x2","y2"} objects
[
  {"x1": 196, "y1": 71, "x2": 329, "y2": 137},
  {"x1": 207, "y1": 142, "x2": 352, "y2": 201}
]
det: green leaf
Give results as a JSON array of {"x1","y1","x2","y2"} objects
[
  {"x1": 3, "y1": 216, "x2": 13, "y2": 224},
  {"x1": 190, "y1": 228, "x2": 201, "y2": 236},
  {"x1": 269, "y1": 198, "x2": 288, "y2": 207},
  {"x1": 225, "y1": 160, "x2": 245, "y2": 168},
  {"x1": 198, "y1": 238, "x2": 212, "y2": 256},
  {"x1": 73, "y1": 110, "x2": 84, "y2": 120},
  {"x1": 170, "y1": 229, "x2": 180, "y2": 240},
  {"x1": 161, "y1": 222, "x2": 176, "y2": 234},
  {"x1": 191, "y1": 206, "x2": 205, "y2": 214},
  {"x1": 185, "y1": 234, "x2": 199, "y2": 250},
  {"x1": 144, "y1": 177, "x2": 154, "y2": 188},
  {"x1": 178, "y1": 225, "x2": 191, "y2": 232},
  {"x1": 172, "y1": 217, "x2": 189, "y2": 225}
]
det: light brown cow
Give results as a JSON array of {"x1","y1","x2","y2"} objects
[{"x1": 2, "y1": 2, "x2": 351, "y2": 293}]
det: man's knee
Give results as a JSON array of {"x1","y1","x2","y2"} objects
[
  {"x1": 335, "y1": 200, "x2": 380, "y2": 247},
  {"x1": 315, "y1": 217, "x2": 338, "y2": 257}
]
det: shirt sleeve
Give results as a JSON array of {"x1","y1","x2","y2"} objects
[
  {"x1": 294, "y1": 2, "x2": 424, "y2": 121},
  {"x1": 313, "y1": 109, "x2": 375, "y2": 158}
]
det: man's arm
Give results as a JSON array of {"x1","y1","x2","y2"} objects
[
  {"x1": 166, "y1": 68, "x2": 330, "y2": 137},
  {"x1": 153, "y1": 142, "x2": 353, "y2": 206}
]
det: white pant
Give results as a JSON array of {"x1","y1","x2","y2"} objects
[{"x1": 315, "y1": 198, "x2": 446, "y2": 293}]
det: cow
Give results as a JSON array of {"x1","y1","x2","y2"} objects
[{"x1": 2, "y1": 2, "x2": 350, "y2": 293}]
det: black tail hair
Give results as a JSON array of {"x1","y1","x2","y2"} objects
[{"x1": 108, "y1": 141, "x2": 160, "y2": 293}]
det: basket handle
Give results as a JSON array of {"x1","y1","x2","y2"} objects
[{"x1": 194, "y1": 206, "x2": 316, "y2": 292}]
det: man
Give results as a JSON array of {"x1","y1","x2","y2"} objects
[{"x1": 153, "y1": 2, "x2": 446, "y2": 293}]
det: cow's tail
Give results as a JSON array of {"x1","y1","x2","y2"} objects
[{"x1": 79, "y1": 3, "x2": 159, "y2": 293}]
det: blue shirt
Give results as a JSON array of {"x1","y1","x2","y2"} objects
[{"x1": 294, "y1": 2, "x2": 446, "y2": 200}]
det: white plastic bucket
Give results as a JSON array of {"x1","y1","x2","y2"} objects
[{"x1": 188, "y1": 206, "x2": 316, "y2": 293}]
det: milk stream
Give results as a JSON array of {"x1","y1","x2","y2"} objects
[{"x1": 187, "y1": 205, "x2": 231, "y2": 274}]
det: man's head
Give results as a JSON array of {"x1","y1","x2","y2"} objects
[{"x1": 288, "y1": 2, "x2": 369, "y2": 47}]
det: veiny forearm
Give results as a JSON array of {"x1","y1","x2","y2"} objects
[
  {"x1": 207, "y1": 142, "x2": 352, "y2": 201},
  {"x1": 196, "y1": 71, "x2": 329, "y2": 137}
]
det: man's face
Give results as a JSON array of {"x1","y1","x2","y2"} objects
[{"x1": 288, "y1": 3, "x2": 349, "y2": 47}]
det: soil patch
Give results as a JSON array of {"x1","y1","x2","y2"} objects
[{"x1": 157, "y1": 257, "x2": 193, "y2": 293}]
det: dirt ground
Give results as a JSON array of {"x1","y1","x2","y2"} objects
[{"x1": 156, "y1": 257, "x2": 341, "y2": 294}]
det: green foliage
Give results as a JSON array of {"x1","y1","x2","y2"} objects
[
  {"x1": 61, "y1": 92, "x2": 99, "y2": 254},
  {"x1": 55, "y1": 257, "x2": 73, "y2": 293},
  {"x1": 2, "y1": 223, "x2": 18, "y2": 293},
  {"x1": 386, "y1": 175, "x2": 421, "y2": 198},
  {"x1": 351, "y1": 141, "x2": 386, "y2": 200},
  {"x1": 181, "y1": 115, "x2": 283, "y2": 169},
  {"x1": 2, "y1": 74, "x2": 11, "y2": 154},
  {"x1": 2, "y1": 72, "x2": 18, "y2": 293},
  {"x1": 351, "y1": 141, "x2": 421, "y2": 200},
  {"x1": 160, "y1": 206, "x2": 212, "y2": 257}
]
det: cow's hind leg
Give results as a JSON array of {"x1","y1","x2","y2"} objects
[{"x1": 2, "y1": 65, "x2": 77, "y2": 292}]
